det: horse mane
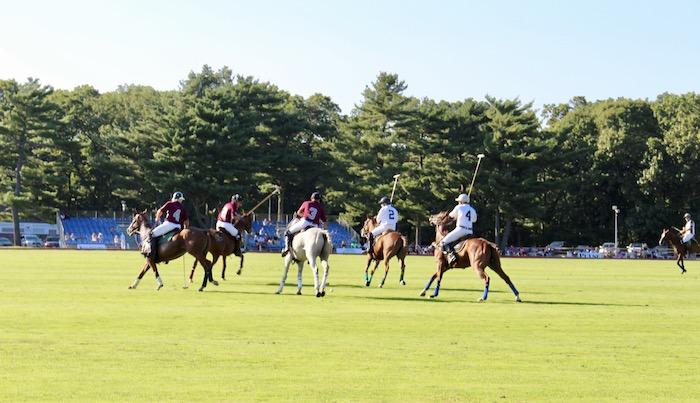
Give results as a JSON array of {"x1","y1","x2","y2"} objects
[{"x1": 429, "y1": 211, "x2": 450, "y2": 226}]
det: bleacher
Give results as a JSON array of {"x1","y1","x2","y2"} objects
[
  {"x1": 60, "y1": 216, "x2": 360, "y2": 251},
  {"x1": 247, "y1": 220, "x2": 360, "y2": 251},
  {"x1": 61, "y1": 217, "x2": 130, "y2": 248}
]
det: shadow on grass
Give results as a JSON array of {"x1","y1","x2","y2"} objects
[{"x1": 523, "y1": 300, "x2": 646, "y2": 307}]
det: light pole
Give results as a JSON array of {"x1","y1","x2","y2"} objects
[{"x1": 612, "y1": 205, "x2": 620, "y2": 254}]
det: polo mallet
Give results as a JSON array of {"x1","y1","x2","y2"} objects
[
  {"x1": 467, "y1": 154, "x2": 486, "y2": 198},
  {"x1": 245, "y1": 187, "x2": 281, "y2": 216},
  {"x1": 390, "y1": 174, "x2": 401, "y2": 202}
]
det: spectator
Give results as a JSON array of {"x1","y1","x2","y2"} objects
[
  {"x1": 113, "y1": 234, "x2": 120, "y2": 247},
  {"x1": 91, "y1": 232, "x2": 98, "y2": 242},
  {"x1": 97, "y1": 232, "x2": 104, "y2": 242},
  {"x1": 120, "y1": 232, "x2": 126, "y2": 250}
]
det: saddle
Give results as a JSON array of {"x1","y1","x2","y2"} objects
[{"x1": 157, "y1": 229, "x2": 180, "y2": 246}]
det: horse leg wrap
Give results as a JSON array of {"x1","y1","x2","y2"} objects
[
  {"x1": 508, "y1": 283, "x2": 519, "y2": 296},
  {"x1": 481, "y1": 282, "x2": 490, "y2": 300}
]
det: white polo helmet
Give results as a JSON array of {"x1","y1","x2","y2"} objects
[
  {"x1": 172, "y1": 191, "x2": 185, "y2": 202},
  {"x1": 455, "y1": 193, "x2": 470, "y2": 203},
  {"x1": 684, "y1": 212, "x2": 691, "y2": 219}
]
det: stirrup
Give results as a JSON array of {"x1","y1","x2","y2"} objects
[{"x1": 281, "y1": 248, "x2": 289, "y2": 257}]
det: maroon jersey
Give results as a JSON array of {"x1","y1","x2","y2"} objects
[
  {"x1": 298, "y1": 200, "x2": 326, "y2": 225},
  {"x1": 217, "y1": 202, "x2": 238, "y2": 223},
  {"x1": 160, "y1": 201, "x2": 188, "y2": 224}
]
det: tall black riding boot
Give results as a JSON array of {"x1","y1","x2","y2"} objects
[
  {"x1": 368, "y1": 233, "x2": 375, "y2": 258},
  {"x1": 443, "y1": 243, "x2": 458, "y2": 265},
  {"x1": 281, "y1": 231, "x2": 293, "y2": 257}
]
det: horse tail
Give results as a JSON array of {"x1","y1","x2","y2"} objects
[
  {"x1": 486, "y1": 240, "x2": 502, "y2": 271},
  {"x1": 321, "y1": 230, "x2": 332, "y2": 257}
]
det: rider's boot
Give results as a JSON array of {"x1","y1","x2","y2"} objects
[
  {"x1": 442, "y1": 243, "x2": 458, "y2": 265},
  {"x1": 367, "y1": 233, "x2": 375, "y2": 259},
  {"x1": 147, "y1": 233, "x2": 158, "y2": 260}
]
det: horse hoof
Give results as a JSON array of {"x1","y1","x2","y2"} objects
[
  {"x1": 211, "y1": 280, "x2": 219, "y2": 286},
  {"x1": 516, "y1": 296, "x2": 523, "y2": 303},
  {"x1": 419, "y1": 291, "x2": 426, "y2": 297},
  {"x1": 296, "y1": 290, "x2": 302, "y2": 295},
  {"x1": 189, "y1": 279, "x2": 193, "y2": 284},
  {"x1": 429, "y1": 294, "x2": 437, "y2": 299},
  {"x1": 365, "y1": 281, "x2": 370, "y2": 287},
  {"x1": 236, "y1": 270, "x2": 242, "y2": 275},
  {"x1": 320, "y1": 291, "x2": 326, "y2": 297},
  {"x1": 198, "y1": 287, "x2": 205, "y2": 292},
  {"x1": 477, "y1": 298, "x2": 485, "y2": 303},
  {"x1": 400, "y1": 280, "x2": 406, "y2": 286},
  {"x1": 275, "y1": 289, "x2": 282, "y2": 294},
  {"x1": 128, "y1": 286, "x2": 135, "y2": 290},
  {"x1": 222, "y1": 277, "x2": 226, "y2": 281},
  {"x1": 316, "y1": 292, "x2": 322, "y2": 298},
  {"x1": 156, "y1": 285, "x2": 163, "y2": 291}
]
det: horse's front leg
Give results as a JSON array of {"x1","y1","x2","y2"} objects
[
  {"x1": 364, "y1": 255, "x2": 373, "y2": 286},
  {"x1": 129, "y1": 262, "x2": 150, "y2": 289},
  {"x1": 379, "y1": 252, "x2": 394, "y2": 288},
  {"x1": 276, "y1": 256, "x2": 292, "y2": 294},
  {"x1": 677, "y1": 255, "x2": 687, "y2": 274},
  {"x1": 419, "y1": 273, "x2": 437, "y2": 297},
  {"x1": 189, "y1": 259, "x2": 197, "y2": 284},
  {"x1": 236, "y1": 253, "x2": 244, "y2": 276},
  {"x1": 430, "y1": 268, "x2": 445, "y2": 299},
  {"x1": 197, "y1": 257, "x2": 214, "y2": 292}
]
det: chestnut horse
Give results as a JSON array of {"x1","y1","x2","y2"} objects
[
  {"x1": 127, "y1": 211, "x2": 215, "y2": 292},
  {"x1": 189, "y1": 213, "x2": 253, "y2": 282},
  {"x1": 420, "y1": 211, "x2": 521, "y2": 302},
  {"x1": 360, "y1": 217, "x2": 408, "y2": 287},
  {"x1": 658, "y1": 228, "x2": 700, "y2": 273}
]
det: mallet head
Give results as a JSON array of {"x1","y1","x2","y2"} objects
[{"x1": 477, "y1": 153, "x2": 485, "y2": 159}]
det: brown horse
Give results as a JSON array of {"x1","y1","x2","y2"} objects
[
  {"x1": 420, "y1": 211, "x2": 521, "y2": 301},
  {"x1": 658, "y1": 228, "x2": 699, "y2": 273},
  {"x1": 189, "y1": 213, "x2": 253, "y2": 282},
  {"x1": 127, "y1": 211, "x2": 216, "y2": 292},
  {"x1": 360, "y1": 217, "x2": 408, "y2": 287}
]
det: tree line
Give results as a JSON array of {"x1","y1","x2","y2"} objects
[{"x1": 1, "y1": 66, "x2": 699, "y2": 247}]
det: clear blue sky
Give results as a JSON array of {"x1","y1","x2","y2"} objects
[{"x1": 2, "y1": 0, "x2": 699, "y2": 113}]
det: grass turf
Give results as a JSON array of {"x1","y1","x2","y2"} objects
[{"x1": 0, "y1": 249, "x2": 699, "y2": 402}]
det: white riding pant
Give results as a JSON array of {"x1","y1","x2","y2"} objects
[
  {"x1": 371, "y1": 222, "x2": 396, "y2": 237},
  {"x1": 441, "y1": 227, "x2": 472, "y2": 246},
  {"x1": 288, "y1": 219, "x2": 317, "y2": 235},
  {"x1": 216, "y1": 220, "x2": 239, "y2": 237},
  {"x1": 151, "y1": 221, "x2": 181, "y2": 237},
  {"x1": 683, "y1": 232, "x2": 694, "y2": 243}
]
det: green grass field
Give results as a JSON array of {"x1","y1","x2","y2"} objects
[{"x1": 1, "y1": 249, "x2": 699, "y2": 402}]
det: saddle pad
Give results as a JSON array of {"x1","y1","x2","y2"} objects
[{"x1": 158, "y1": 229, "x2": 179, "y2": 246}]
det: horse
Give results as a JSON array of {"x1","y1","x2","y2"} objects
[
  {"x1": 126, "y1": 211, "x2": 216, "y2": 292},
  {"x1": 420, "y1": 211, "x2": 521, "y2": 302},
  {"x1": 275, "y1": 225, "x2": 332, "y2": 297},
  {"x1": 188, "y1": 213, "x2": 253, "y2": 282},
  {"x1": 360, "y1": 217, "x2": 408, "y2": 287},
  {"x1": 658, "y1": 227, "x2": 699, "y2": 273}
]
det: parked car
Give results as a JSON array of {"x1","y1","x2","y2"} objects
[
  {"x1": 599, "y1": 242, "x2": 616, "y2": 257},
  {"x1": 44, "y1": 236, "x2": 60, "y2": 248},
  {"x1": 650, "y1": 245, "x2": 675, "y2": 259},
  {"x1": 21, "y1": 234, "x2": 43, "y2": 247},
  {"x1": 627, "y1": 243, "x2": 649, "y2": 258},
  {"x1": 0, "y1": 237, "x2": 12, "y2": 247},
  {"x1": 544, "y1": 241, "x2": 567, "y2": 256}
]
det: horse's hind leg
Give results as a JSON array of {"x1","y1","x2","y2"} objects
[
  {"x1": 430, "y1": 268, "x2": 446, "y2": 299},
  {"x1": 319, "y1": 258, "x2": 330, "y2": 297},
  {"x1": 129, "y1": 262, "x2": 150, "y2": 289},
  {"x1": 420, "y1": 272, "x2": 437, "y2": 297},
  {"x1": 368, "y1": 259, "x2": 381, "y2": 286},
  {"x1": 308, "y1": 256, "x2": 322, "y2": 297},
  {"x1": 489, "y1": 263, "x2": 521, "y2": 302},
  {"x1": 295, "y1": 260, "x2": 304, "y2": 295},
  {"x1": 475, "y1": 265, "x2": 490, "y2": 302},
  {"x1": 197, "y1": 256, "x2": 214, "y2": 292},
  {"x1": 398, "y1": 255, "x2": 406, "y2": 285},
  {"x1": 189, "y1": 260, "x2": 197, "y2": 283}
]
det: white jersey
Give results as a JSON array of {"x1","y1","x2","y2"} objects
[
  {"x1": 684, "y1": 220, "x2": 695, "y2": 236},
  {"x1": 377, "y1": 205, "x2": 399, "y2": 226},
  {"x1": 449, "y1": 204, "x2": 477, "y2": 230}
]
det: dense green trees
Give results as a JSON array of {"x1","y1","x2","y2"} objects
[{"x1": 1, "y1": 68, "x2": 698, "y2": 247}]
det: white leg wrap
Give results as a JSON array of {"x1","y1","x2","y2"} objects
[{"x1": 156, "y1": 276, "x2": 163, "y2": 287}]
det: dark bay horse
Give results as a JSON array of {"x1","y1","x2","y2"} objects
[
  {"x1": 658, "y1": 228, "x2": 699, "y2": 273},
  {"x1": 189, "y1": 213, "x2": 253, "y2": 282},
  {"x1": 360, "y1": 217, "x2": 408, "y2": 287},
  {"x1": 127, "y1": 211, "x2": 216, "y2": 292},
  {"x1": 420, "y1": 211, "x2": 521, "y2": 301}
]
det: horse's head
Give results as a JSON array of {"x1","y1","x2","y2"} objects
[
  {"x1": 429, "y1": 211, "x2": 452, "y2": 235},
  {"x1": 236, "y1": 212, "x2": 253, "y2": 234},
  {"x1": 659, "y1": 228, "x2": 671, "y2": 246},
  {"x1": 127, "y1": 210, "x2": 149, "y2": 236},
  {"x1": 360, "y1": 216, "x2": 377, "y2": 238}
]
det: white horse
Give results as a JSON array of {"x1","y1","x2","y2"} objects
[{"x1": 275, "y1": 226, "x2": 332, "y2": 297}]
